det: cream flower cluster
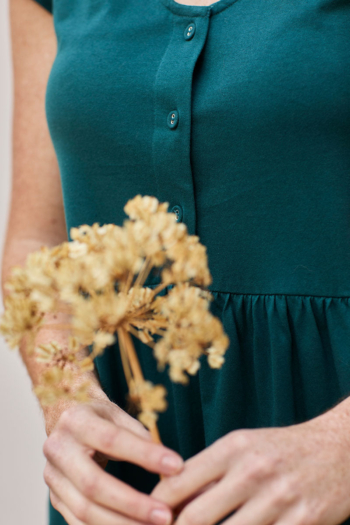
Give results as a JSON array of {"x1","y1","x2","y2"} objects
[{"x1": 0, "y1": 195, "x2": 229, "y2": 434}]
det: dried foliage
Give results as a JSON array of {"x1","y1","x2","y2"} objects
[{"x1": 0, "y1": 195, "x2": 229, "y2": 439}]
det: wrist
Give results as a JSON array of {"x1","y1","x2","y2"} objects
[{"x1": 42, "y1": 382, "x2": 109, "y2": 436}]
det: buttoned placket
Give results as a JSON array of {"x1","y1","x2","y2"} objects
[{"x1": 151, "y1": 10, "x2": 211, "y2": 235}]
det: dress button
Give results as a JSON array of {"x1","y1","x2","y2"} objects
[
  {"x1": 167, "y1": 110, "x2": 179, "y2": 129},
  {"x1": 184, "y1": 22, "x2": 196, "y2": 41},
  {"x1": 171, "y1": 205, "x2": 183, "y2": 223}
]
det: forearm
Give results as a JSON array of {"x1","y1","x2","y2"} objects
[
  {"x1": 22, "y1": 309, "x2": 108, "y2": 435},
  {"x1": 1, "y1": 237, "x2": 108, "y2": 435}
]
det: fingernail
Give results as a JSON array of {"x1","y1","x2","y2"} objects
[
  {"x1": 151, "y1": 508, "x2": 172, "y2": 525},
  {"x1": 161, "y1": 454, "x2": 183, "y2": 473}
]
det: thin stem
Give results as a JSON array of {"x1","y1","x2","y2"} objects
[
  {"x1": 128, "y1": 323, "x2": 167, "y2": 342},
  {"x1": 121, "y1": 328, "x2": 162, "y2": 444},
  {"x1": 150, "y1": 281, "x2": 169, "y2": 298},
  {"x1": 122, "y1": 270, "x2": 134, "y2": 294},
  {"x1": 122, "y1": 328, "x2": 144, "y2": 383},
  {"x1": 116, "y1": 328, "x2": 133, "y2": 385},
  {"x1": 149, "y1": 422, "x2": 162, "y2": 444},
  {"x1": 127, "y1": 296, "x2": 166, "y2": 318},
  {"x1": 133, "y1": 257, "x2": 152, "y2": 289},
  {"x1": 127, "y1": 325, "x2": 155, "y2": 349}
]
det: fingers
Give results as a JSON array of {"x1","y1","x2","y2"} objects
[
  {"x1": 59, "y1": 407, "x2": 183, "y2": 476},
  {"x1": 50, "y1": 491, "x2": 85, "y2": 525},
  {"x1": 175, "y1": 475, "x2": 246, "y2": 525},
  {"x1": 151, "y1": 442, "x2": 225, "y2": 507},
  {"x1": 272, "y1": 502, "x2": 313, "y2": 525},
  {"x1": 91, "y1": 400, "x2": 152, "y2": 441},
  {"x1": 44, "y1": 437, "x2": 173, "y2": 525},
  {"x1": 173, "y1": 481, "x2": 217, "y2": 516},
  {"x1": 46, "y1": 464, "x2": 155, "y2": 525},
  {"x1": 177, "y1": 477, "x2": 299, "y2": 525}
]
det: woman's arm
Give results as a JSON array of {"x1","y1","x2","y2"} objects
[
  {"x1": 2, "y1": 0, "x2": 106, "y2": 434},
  {"x1": 2, "y1": 5, "x2": 182, "y2": 524}
]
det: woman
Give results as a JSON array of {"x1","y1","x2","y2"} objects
[{"x1": 3, "y1": 0, "x2": 350, "y2": 523}]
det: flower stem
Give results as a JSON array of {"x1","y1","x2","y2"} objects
[
  {"x1": 120, "y1": 328, "x2": 162, "y2": 444},
  {"x1": 116, "y1": 328, "x2": 132, "y2": 385},
  {"x1": 150, "y1": 281, "x2": 169, "y2": 298},
  {"x1": 127, "y1": 325, "x2": 155, "y2": 348},
  {"x1": 121, "y1": 328, "x2": 144, "y2": 383},
  {"x1": 133, "y1": 257, "x2": 152, "y2": 289},
  {"x1": 122, "y1": 270, "x2": 134, "y2": 294}
]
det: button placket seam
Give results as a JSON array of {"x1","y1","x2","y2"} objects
[{"x1": 151, "y1": 13, "x2": 211, "y2": 235}]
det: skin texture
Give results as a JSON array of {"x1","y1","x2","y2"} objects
[
  {"x1": 4, "y1": 1, "x2": 350, "y2": 525},
  {"x1": 43, "y1": 399, "x2": 184, "y2": 525},
  {"x1": 152, "y1": 402, "x2": 350, "y2": 525}
]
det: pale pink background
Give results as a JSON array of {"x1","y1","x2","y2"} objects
[{"x1": 0, "y1": 1, "x2": 49, "y2": 523}]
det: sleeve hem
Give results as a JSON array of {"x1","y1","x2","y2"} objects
[{"x1": 32, "y1": 0, "x2": 53, "y2": 14}]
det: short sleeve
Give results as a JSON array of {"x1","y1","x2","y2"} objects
[{"x1": 33, "y1": 0, "x2": 52, "y2": 13}]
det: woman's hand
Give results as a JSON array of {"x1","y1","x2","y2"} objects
[
  {"x1": 152, "y1": 408, "x2": 350, "y2": 525},
  {"x1": 43, "y1": 398, "x2": 183, "y2": 525}
]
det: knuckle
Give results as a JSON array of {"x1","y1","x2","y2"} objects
[
  {"x1": 43, "y1": 435, "x2": 61, "y2": 461},
  {"x1": 297, "y1": 514, "x2": 314, "y2": 525},
  {"x1": 244, "y1": 456, "x2": 273, "y2": 482},
  {"x1": 42, "y1": 438, "x2": 51, "y2": 459},
  {"x1": 73, "y1": 497, "x2": 90, "y2": 522},
  {"x1": 43, "y1": 464, "x2": 54, "y2": 487},
  {"x1": 271, "y1": 479, "x2": 297, "y2": 508},
  {"x1": 126, "y1": 496, "x2": 144, "y2": 519},
  {"x1": 165, "y1": 473, "x2": 183, "y2": 494},
  {"x1": 305, "y1": 517, "x2": 318, "y2": 525},
  {"x1": 301, "y1": 508, "x2": 321, "y2": 525},
  {"x1": 58, "y1": 407, "x2": 79, "y2": 430},
  {"x1": 229, "y1": 430, "x2": 251, "y2": 451},
  {"x1": 219, "y1": 436, "x2": 234, "y2": 458},
  {"x1": 117, "y1": 489, "x2": 151, "y2": 522},
  {"x1": 80, "y1": 475, "x2": 99, "y2": 499},
  {"x1": 293, "y1": 501, "x2": 317, "y2": 525},
  {"x1": 180, "y1": 507, "x2": 205, "y2": 525},
  {"x1": 145, "y1": 443, "x2": 164, "y2": 467},
  {"x1": 49, "y1": 491, "x2": 60, "y2": 510},
  {"x1": 254, "y1": 455, "x2": 274, "y2": 477},
  {"x1": 99, "y1": 427, "x2": 119, "y2": 451}
]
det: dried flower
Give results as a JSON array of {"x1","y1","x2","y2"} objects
[
  {"x1": 129, "y1": 379, "x2": 168, "y2": 429},
  {"x1": 33, "y1": 366, "x2": 91, "y2": 406},
  {"x1": 0, "y1": 195, "x2": 229, "y2": 439}
]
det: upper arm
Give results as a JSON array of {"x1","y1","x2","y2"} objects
[
  {"x1": 6, "y1": 0, "x2": 66, "y2": 252},
  {"x1": 30, "y1": 0, "x2": 52, "y2": 13}
]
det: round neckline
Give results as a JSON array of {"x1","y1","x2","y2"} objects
[{"x1": 160, "y1": 0, "x2": 240, "y2": 17}]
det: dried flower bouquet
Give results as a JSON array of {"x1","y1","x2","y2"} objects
[{"x1": 0, "y1": 195, "x2": 229, "y2": 443}]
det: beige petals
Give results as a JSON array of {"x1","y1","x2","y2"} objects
[
  {"x1": 0, "y1": 195, "x2": 229, "y2": 427},
  {"x1": 129, "y1": 379, "x2": 168, "y2": 430}
]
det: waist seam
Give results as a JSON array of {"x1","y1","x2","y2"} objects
[{"x1": 207, "y1": 290, "x2": 350, "y2": 300}]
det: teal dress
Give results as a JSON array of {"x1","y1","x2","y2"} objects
[{"x1": 32, "y1": 0, "x2": 350, "y2": 523}]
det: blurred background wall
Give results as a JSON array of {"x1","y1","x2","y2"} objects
[{"x1": 0, "y1": 1, "x2": 48, "y2": 523}]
